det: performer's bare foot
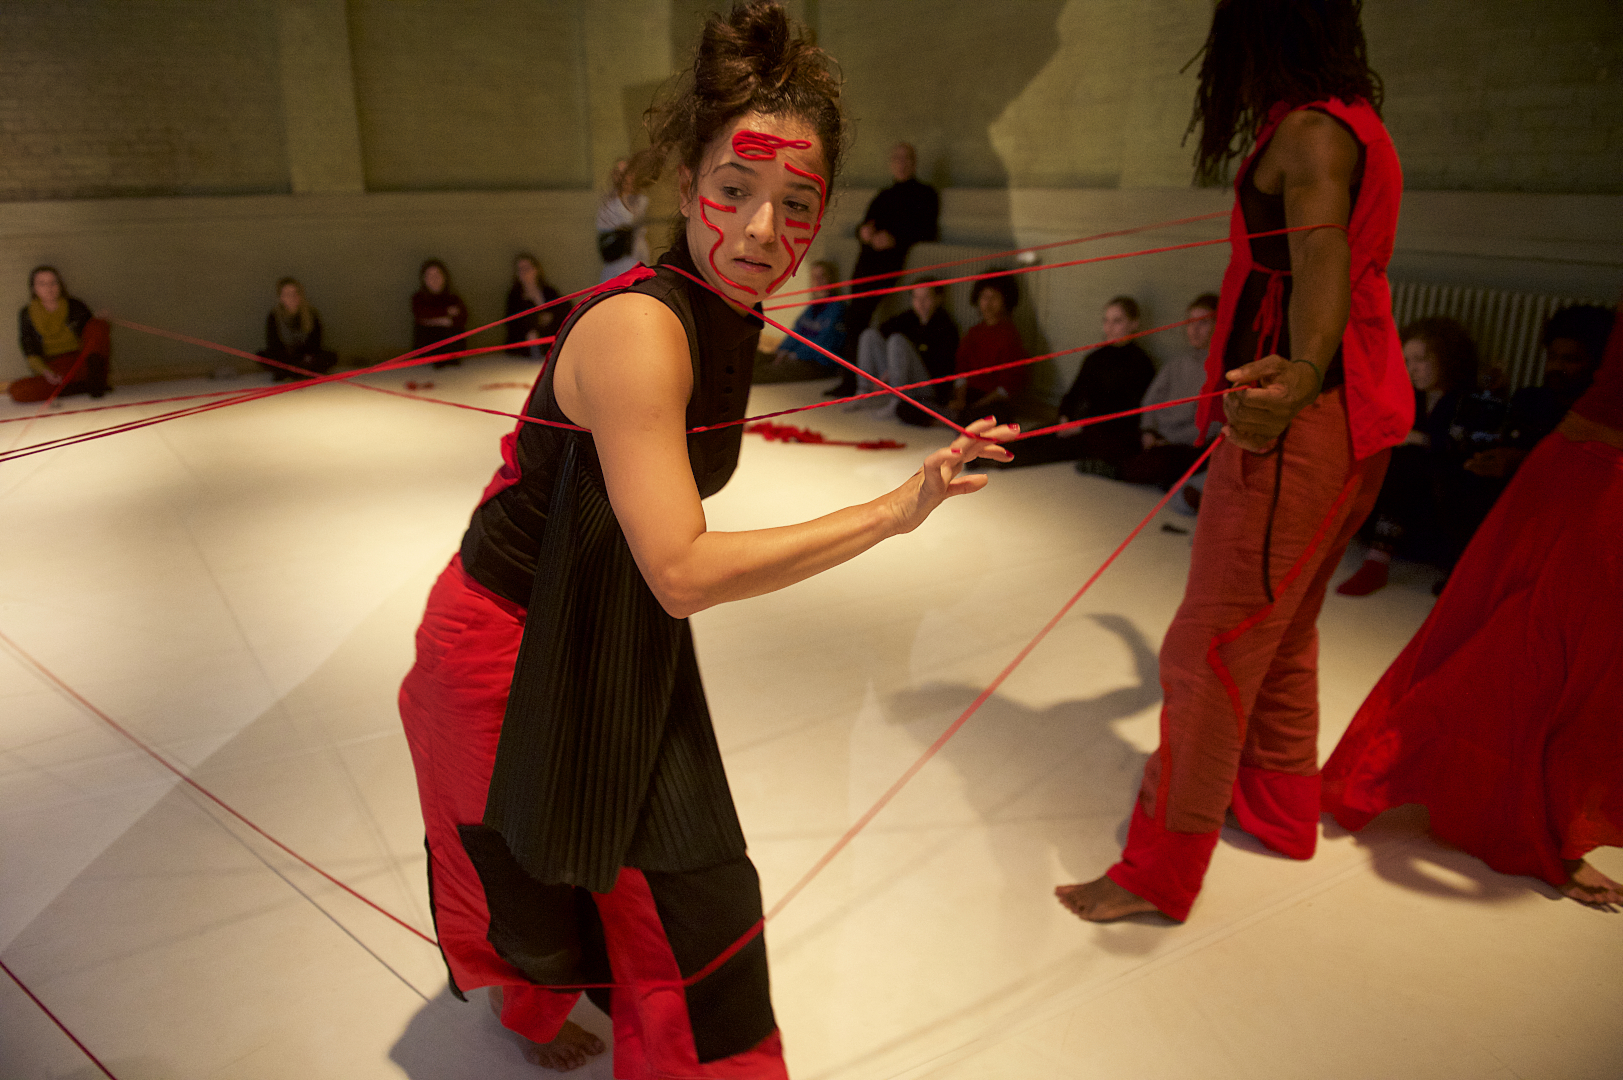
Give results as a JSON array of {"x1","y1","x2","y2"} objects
[
  {"x1": 1560, "y1": 859, "x2": 1623, "y2": 912},
  {"x1": 1055, "y1": 875, "x2": 1161, "y2": 922},
  {"x1": 488, "y1": 987, "x2": 608, "y2": 1071}
]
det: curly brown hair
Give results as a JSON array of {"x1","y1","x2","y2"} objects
[
  {"x1": 635, "y1": 1, "x2": 845, "y2": 199},
  {"x1": 1400, "y1": 316, "x2": 1480, "y2": 393}
]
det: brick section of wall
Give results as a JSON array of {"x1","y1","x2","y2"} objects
[
  {"x1": 1368, "y1": 0, "x2": 1623, "y2": 194},
  {"x1": 347, "y1": 0, "x2": 592, "y2": 192},
  {"x1": 0, "y1": 0, "x2": 291, "y2": 201}
]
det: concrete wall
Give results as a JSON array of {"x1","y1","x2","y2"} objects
[
  {"x1": 0, "y1": 190, "x2": 599, "y2": 380},
  {"x1": 1, "y1": 0, "x2": 1618, "y2": 386}
]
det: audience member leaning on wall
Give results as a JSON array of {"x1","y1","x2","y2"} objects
[
  {"x1": 412, "y1": 259, "x2": 468, "y2": 369},
  {"x1": 1120, "y1": 292, "x2": 1220, "y2": 493},
  {"x1": 258, "y1": 277, "x2": 338, "y2": 382},
  {"x1": 994, "y1": 295, "x2": 1156, "y2": 476},
  {"x1": 505, "y1": 253, "x2": 566, "y2": 359},
  {"x1": 6, "y1": 266, "x2": 110, "y2": 403},
  {"x1": 948, "y1": 274, "x2": 1026, "y2": 428}
]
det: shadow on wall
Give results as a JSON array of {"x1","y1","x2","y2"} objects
[{"x1": 822, "y1": 0, "x2": 1068, "y2": 191}]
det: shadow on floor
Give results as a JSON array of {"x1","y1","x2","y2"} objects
[{"x1": 390, "y1": 986, "x2": 614, "y2": 1080}]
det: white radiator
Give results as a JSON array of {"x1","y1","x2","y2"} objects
[{"x1": 1389, "y1": 281, "x2": 1602, "y2": 393}]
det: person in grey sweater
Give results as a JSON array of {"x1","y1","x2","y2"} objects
[{"x1": 1121, "y1": 292, "x2": 1219, "y2": 489}]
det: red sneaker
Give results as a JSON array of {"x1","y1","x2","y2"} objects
[{"x1": 1335, "y1": 557, "x2": 1389, "y2": 596}]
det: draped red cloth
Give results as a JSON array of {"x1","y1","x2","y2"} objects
[{"x1": 1321, "y1": 429, "x2": 1623, "y2": 887}]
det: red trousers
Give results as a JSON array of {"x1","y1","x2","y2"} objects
[
  {"x1": 1108, "y1": 389, "x2": 1388, "y2": 920},
  {"x1": 8, "y1": 318, "x2": 110, "y2": 402},
  {"x1": 399, "y1": 558, "x2": 786, "y2": 1078}
]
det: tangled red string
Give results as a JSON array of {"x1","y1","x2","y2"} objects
[{"x1": 746, "y1": 420, "x2": 905, "y2": 450}]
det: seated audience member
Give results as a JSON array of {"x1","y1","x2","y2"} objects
[
  {"x1": 412, "y1": 259, "x2": 468, "y2": 369},
  {"x1": 258, "y1": 277, "x2": 337, "y2": 381},
  {"x1": 948, "y1": 274, "x2": 1026, "y2": 427},
  {"x1": 7, "y1": 266, "x2": 110, "y2": 403},
  {"x1": 996, "y1": 295, "x2": 1156, "y2": 474},
  {"x1": 828, "y1": 141, "x2": 941, "y2": 397},
  {"x1": 850, "y1": 277, "x2": 959, "y2": 422},
  {"x1": 1337, "y1": 316, "x2": 1479, "y2": 596},
  {"x1": 754, "y1": 260, "x2": 848, "y2": 383},
  {"x1": 1120, "y1": 292, "x2": 1219, "y2": 489},
  {"x1": 596, "y1": 158, "x2": 651, "y2": 283},
  {"x1": 1469, "y1": 304, "x2": 1615, "y2": 480},
  {"x1": 504, "y1": 253, "x2": 565, "y2": 358}
]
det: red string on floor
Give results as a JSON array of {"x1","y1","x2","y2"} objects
[
  {"x1": 0, "y1": 627, "x2": 437, "y2": 948},
  {"x1": 0, "y1": 957, "x2": 120, "y2": 1080}
]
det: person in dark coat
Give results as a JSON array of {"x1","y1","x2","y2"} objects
[
  {"x1": 827, "y1": 141, "x2": 940, "y2": 395},
  {"x1": 504, "y1": 253, "x2": 566, "y2": 358},
  {"x1": 995, "y1": 296, "x2": 1156, "y2": 474},
  {"x1": 412, "y1": 258, "x2": 468, "y2": 369},
  {"x1": 8, "y1": 265, "x2": 110, "y2": 403},
  {"x1": 257, "y1": 278, "x2": 337, "y2": 381}
]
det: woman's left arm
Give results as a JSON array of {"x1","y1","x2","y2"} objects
[{"x1": 559, "y1": 296, "x2": 1009, "y2": 619}]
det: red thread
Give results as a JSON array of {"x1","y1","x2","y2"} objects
[
  {"x1": 0, "y1": 958, "x2": 120, "y2": 1079},
  {"x1": 1205, "y1": 468, "x2": 1360, "y2": 736},
  {"x1": 764, "y1": 435, "x2": 1224, "y2": 920},
  {"x1": 765, "y1": 223, "x2": 1349, "y2": 311},
  {"x1": 0, "y1": 626, "x2": 437, "y2": 948},
  {"x1": 772, "y1": 210, "x2": 1230, "y2": 300},
  {"x1": 746, "y1": 420, "x2": 904, "y2": 450}
]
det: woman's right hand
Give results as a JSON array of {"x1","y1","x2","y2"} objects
[{"x1": 883, "y1": 417, "x2": 1015, "y2": 535}]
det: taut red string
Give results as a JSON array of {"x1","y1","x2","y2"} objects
[
  {"x1": 771, "y1": 209, "x2": 1228, "y2": 300},
  {"x1": 0, "y1": 957, "x2": 120, "y2": 1079},
  {"x1": 0, "y1": 626, "x2": 437, "y2": 948},
  {"x1": 765, "y1": 223, "x2": 1348, "y2": 311}
]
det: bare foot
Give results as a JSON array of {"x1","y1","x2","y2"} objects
[
  {"x1": 1055, "y1": 875, "x2": 1161, "y2": 922},
  {"x1": 1561, "y1": 859, "x2": 1622, "y2": 912},
  {"x1": 487, "y1": 987, "x2": 609, "y2": 1071}
]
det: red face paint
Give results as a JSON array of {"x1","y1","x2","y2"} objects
[
  {"x1": 698, "y1": 196, "x2": 757, "y2": 296},
  {"x1": 694, "y1": 129, "x2": 826, "y2": 298}
]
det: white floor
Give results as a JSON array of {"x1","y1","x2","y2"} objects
[{"x1": 2, "y1": 359, "x2": 1619, "y2": 1080}]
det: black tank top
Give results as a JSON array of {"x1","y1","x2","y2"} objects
[{"x1": 460, "y1": 236, "x2": 761, "y2": 606}]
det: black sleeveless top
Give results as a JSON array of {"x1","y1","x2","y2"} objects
[{"x1": 467, "y1": 237, "x2": 763, "y2": 893}]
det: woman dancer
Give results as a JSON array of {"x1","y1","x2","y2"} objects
[
  {"x1": 398, "y1": 3, "x2": 1012, "y2": 1074},
  {"x1": 1322, "y1": 299, "x2": 1622, "y2": 911}
]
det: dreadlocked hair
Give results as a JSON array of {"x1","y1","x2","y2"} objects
[
  {"x1": 633, "y1": 1, "x2": 845, "y2": 201},
  {"x1": 1186, "y1": 0, "x2": 1383, "y2": 186}
]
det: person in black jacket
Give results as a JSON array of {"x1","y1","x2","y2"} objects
[
  {"x1": 504, "y1": 253, "x2": 566, "y2": 358},
  {"x1": 257, "y1": 278, "x2": 337, "y2": 381},
  {"x1": 848, "y1": 278, "x2": 959, "y2": 421},
  {"x1": 828, "y1": 142, "x2": 940, "y2": 395},
  {"x1": 996, "y1": 296, "x2": 1156, "y2": 474},
  {"x1": 8, "y1": 265, "x2": 110, "y2": 403}
]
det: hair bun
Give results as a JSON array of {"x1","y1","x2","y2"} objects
[{"x1": 639, "y1": 1, "x2": 845, "y2": 194}]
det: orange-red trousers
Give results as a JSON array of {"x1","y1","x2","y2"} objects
[
  {"x1": 1108, "y1": 388, "x2": 1388, "y2": 920},
  {"x1": 8, "y1": 318, "x2": 111, "y2": 402},
  {"x1": 399, "y1": 557, "x2": 786, "y2": 1078}
]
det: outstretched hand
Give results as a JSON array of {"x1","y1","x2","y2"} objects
[
  {"x1": 1222, "y1": 353, "x2": 1321, "y2": 453},
  {"x1": 885, "y1": 416, "x2": 1016, "y2": 534}
]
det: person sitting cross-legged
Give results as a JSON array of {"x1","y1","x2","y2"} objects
[
  {"x1": 1120, "y1": 292, "x2": 1220, "y2": 491},
  {"x1": 848, "y1": 277, "x2": 958, "y2": 420}
]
